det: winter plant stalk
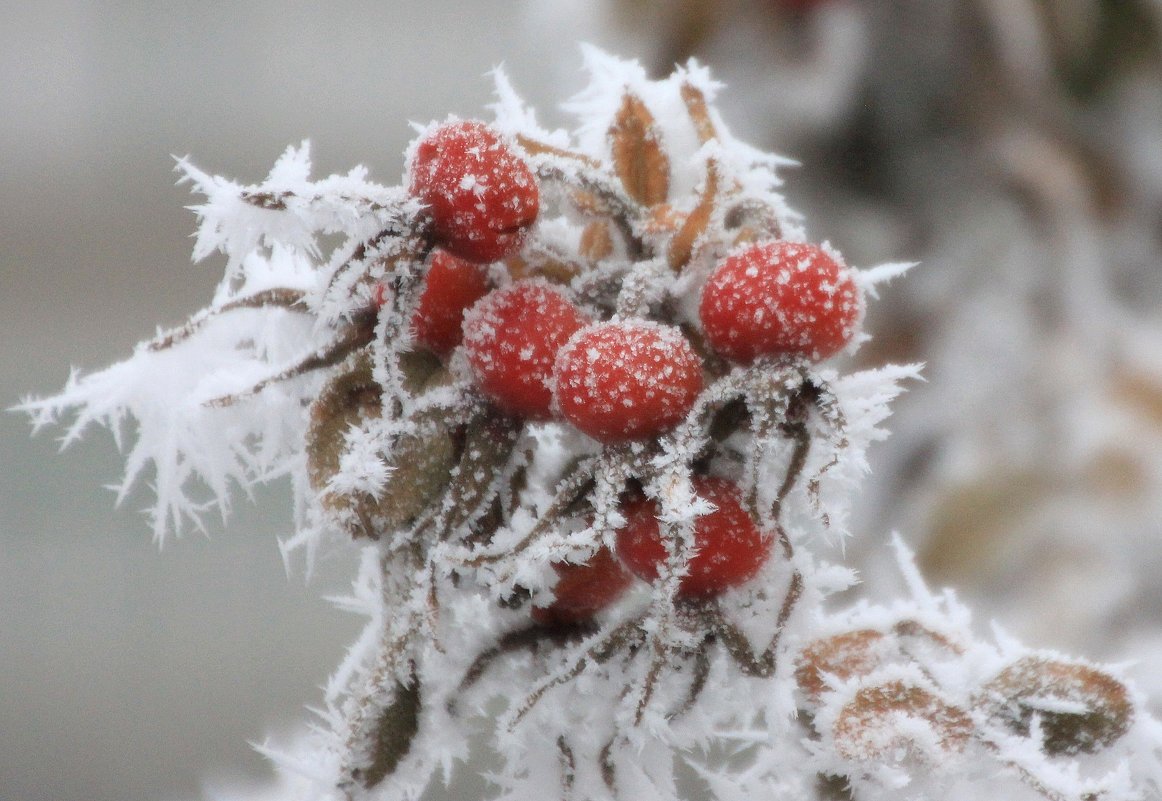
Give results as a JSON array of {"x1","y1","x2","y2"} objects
[{"x1": 20, "y1": 49, "x2": 1162, "y2": 801}]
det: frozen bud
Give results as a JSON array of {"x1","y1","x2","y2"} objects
[{"x1": 976, "y1": 656, "x2": 1132, "y2": 756}]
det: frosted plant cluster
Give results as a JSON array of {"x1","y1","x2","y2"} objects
[
  {"x1": 553, "y1": 0, "x2": 1162, "y2": 682},
  {"x1": 21, "y1": 48, "x2": 1162, "y2": 801}
]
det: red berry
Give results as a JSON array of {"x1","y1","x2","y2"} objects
[
  {"x1": 462, "y1": 280, "x2": 589, "y2": 419},
  {"x1": 531, "y1": 547, "x2": 633, "y2": 626},
  {"x1": 408, "y1": 120, "x2": 539, "y2": 263},
  {"x1": 553, "y1": 320, "x2": 704, "y2": 443},
  {"x1": 410, "y1": 250, "x2": 492, "y2": 356},
  {"x1": 615, "y1": 476, "x2": 771, "y2": 598},
  {"x1": 699, "y1": 241, "x2": 861, "y2": 362}
]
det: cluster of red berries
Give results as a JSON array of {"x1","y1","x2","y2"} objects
[
  {"x1": 531, "y1": 477, "x2": 772, "y2": 625},
  {"x1": 395, "y1": 120, "x2": 864, "y2": 624}
]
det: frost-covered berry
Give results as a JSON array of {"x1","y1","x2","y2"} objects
[
  {"x1": 462, "y1": 280, "x2": 589, "y2": 419},
  {"x1": 408, "y1": 120, "x2": 539, "y2": 263},
  {"x1": 614, "y1": 476, "x2": 771, "y2": 598},
  {"x1": 552, "y1": 320, "x2": 704, "y2": 443},
  {"x1": 531, "y1": 547, "x2": 634, "y2": 626},
  {"x1": 411, "y1": 250, "x2": 492, "y2": 357},
  {"x1": 699, "y1": 241, "x2": 861, "y2": 362}
]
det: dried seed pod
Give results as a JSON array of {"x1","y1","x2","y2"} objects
[
  {"x1": 976, "y1": 656, "x2": 1132, "y2": 755},
  {"x1": 306, "y1": 354, "x2": 458, "y2": 539},
  {"x1": 609, "y1": 92, "x2": 670, "y2": 207},
  {"x1": 351, "y1": 674, "x2": 421, "y2": 789},
  {"x1": 795, "y1": 629, "x2": 891, "y2": 705},
  {"x1": 514, "y1": 134, "x2": 601, "y2": 167},
  {"x1": 833, "y1": 680, "x2": 973, "y2": 762}
]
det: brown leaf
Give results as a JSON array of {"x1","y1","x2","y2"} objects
[
  {"x1": 641, "y1": 203, "x2": 685, "y2": 236},
  {"x1": 515, "y1": 134, "x2": 600, "y2": 168},
  {"x1": 668, "y1": 159, "x2": 719, "y2": 271},
  {"x1": 978, "y1": 657, "x2": 1132, "y2": 756},
  {"x1": 609, "y1": 93, "x2": 670, "y2": 207},
  {"x1": 433, "y1": 412, "x2": 522, "y2": 540},
  {"x1": 579, "y1": 220, "x2": 614, "y2": 262},
  {"x1": 569, "y1": 188, "x2": 604, "y2": 217},
  {"x1": 354, "y1": 674, "x2": 421, "y2": 788},
  {"x1": 306, "y1": 354, "x2": 458, "y2": 540},
  {"x1": 505, "y1": 252, "x2": 582, "y2": 285},
  {"x1": 680, "y1": 81, "x2": 718, "y2": 145},
  {"x1": 795, "y1": 629, "x2": 889, "y2": 704},
  {"x1": 833, "y1": 680, "x2": 972, "y2": 761}
]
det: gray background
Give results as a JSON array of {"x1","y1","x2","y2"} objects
[{"x1": 0, "y1": 4, "x2": 583, "y2": 799}]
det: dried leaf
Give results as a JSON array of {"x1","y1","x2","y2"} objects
[
  {"x1": 795, "y1": 629, "x2": 889, "y2": 704},
  {"x1": 833, "y1": 681, "x2": 973, "y2": 761},
  {"x1": 669, "y1": 159, "x2": 719, "y2": 271},
  {"x1": 398, "y1": 349, "x2": 443, "y2": 395},
  {"x1": 569, "y1": 188, "x2": 605, "y2": 217},
  {"x1": 306, "y1": 355, "x2": 380, "y2": 505},
  {"x1": 354, "y1": 674, "x2": 421, "y2": 789},
  {"x1": 505, "y1": 253, "x2": 582, "y2": 284},
  {"x1": 379, "y1": 413, "x2": 459, "y2": 533},
  {"x1": 919, "y1": 470, "x2": 1049, "y2": 583},
  {"x1": 431, "y1": 411, "x2": 522, "y2": 541},
  {"x1": 680, "y1": 81, "x2": 718, "y2": 145},
  {"x1": 306, "y1": 354, "x2": 458, "y2": 539},
  {"x1": 515, "y1": 134, "x2": 601, "y2": 168},
  {"x1": 978, "y1": 657, "x2": 1132, "y2": 755},
  {"x1": 1112, "y1": 369, "x2": 1162, "y2": 428},
  {"x1": 579, "y1": 220, "x2": 614, "y2": 262},
  {"x1": 642, "y1": 203, "x2": 685, "y2": 236},
  {"x1": 609, "y1": 93, "x2": 670, "y2": 207}
]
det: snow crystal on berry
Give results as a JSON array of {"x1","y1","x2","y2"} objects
[
  {"x1": 530, "y1": 546, "x2": 634, "y2": 625},
  {"x1": 461, "y1": 279, "x2": 588, "y2": 418},
  {"x1": 410, "y1": 249, "x2": 492, "y2": 356},
  {"x1": 615, "y1": 476, "x2": 772, "y2": 597},
  {"x1": 700, "y1": 240, "x2": 863, "y2": 362},
  {"x1": 553, "y1": 319, "x2": 703, "y2": 443},
  {"x1": 408, "y1": 120, "x2": 539, "y2": 263}
]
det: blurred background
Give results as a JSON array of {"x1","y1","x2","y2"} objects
[{"x1": 3, "y1": 2, "x2": 1161, "y2": 800}]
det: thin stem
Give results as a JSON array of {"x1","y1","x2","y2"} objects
[{"x1": 147, "y1": 288, "x2": 308, "y2": 352}]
